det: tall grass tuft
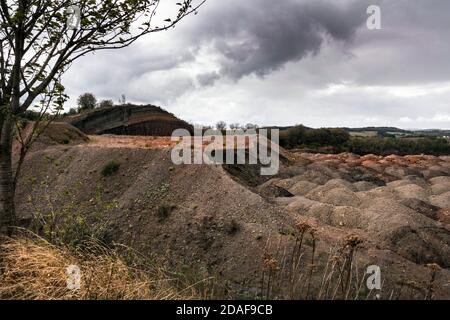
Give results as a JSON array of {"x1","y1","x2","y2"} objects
[{"x1": 0, "y1": 233, "x2": 200, "y2": 300}]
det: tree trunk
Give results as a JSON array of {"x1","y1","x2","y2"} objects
[{"x1": 0, "y1": 115, "x2": 15, "y2": 236}]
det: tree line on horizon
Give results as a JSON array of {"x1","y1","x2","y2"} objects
[{"x1": 279, "y1": 125, "x2": 450, "y2": 156}]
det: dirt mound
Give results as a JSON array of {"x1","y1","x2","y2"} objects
[
  {"x1": 438, "y1": 208, "x2": 450, "y2": 227},
  {"x1": 394, "y1": 184, "x2": 429, "y2": 202},
  {"x1": 65, "y1": 104, "x2": 193, "y2": 136},
  {"x1": 289, "y1": 180, "x2": 319, "y2": 196},
  {"x1": 330, "y1": 206, "x2": 367, "y2": 229},
  {"x1": 353, "y1": 181, "x2": 377, "y2": 191},
  {"x1": 307, "y1": 187, "x2": 361, "y2": 207},
  {"x1": 276, "y1": 151, "x2": 450, "y2": 273},
  {"x1": 384, "y1": 226, "x2": 450, "y2": 267},
  {"x1": 431, "y1": 182, "x2": 450, "y2": 195},
  {"x1": 400, "y1": 198, "x2": 441, "y2": 221},
  {"x1": 14, "y1": 137, "x2": 450, "y2": 299},
  {"x1": 13, "y1": 122, "x2": 88, "y2": 155},
  {"x1": 430, "y1": 192, "x2": 450, "y2": 208},
  {"x1": 16, "y1": 138, "x2": 291, "y2": 298}
]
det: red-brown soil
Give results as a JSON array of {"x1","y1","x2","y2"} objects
[{"x1": 14, "y1": 123, "x2": 450, "y2": 299}]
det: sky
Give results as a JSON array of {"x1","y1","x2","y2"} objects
[{"x1": 63, "y1": 0, "x2": 450, "y2": 129}]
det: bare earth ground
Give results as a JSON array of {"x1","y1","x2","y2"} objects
[
  {"x1": 87, "y1": 135, "x2": 178, "y2": 149},
  {"x1": 14, "y1": 123, "x2": 450, "y2": 299}
]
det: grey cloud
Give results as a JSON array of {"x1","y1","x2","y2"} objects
[
  {"x1": 319, "y1": 0, "x2": 450, "y2": 87},
  {"x1": 64, "y1": 41, "x2": 195, "y2": 104},
  {"x1": 63, "y1": 0, "x2": 450, "y2": 129},
  {"x1": 67, "y1": 0, "x2": 377, "y2": 98},
  {"x1": 186, "y1": 0, "x2": 373, "y2": 81},
  {"x1": 196, "y1": 72, "x2": 220, "y2": 86}
]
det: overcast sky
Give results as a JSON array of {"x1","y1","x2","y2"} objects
[{"x1": 63, "y1": 0, "x2": 450, "y2": 129}]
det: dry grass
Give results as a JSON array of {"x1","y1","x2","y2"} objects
[
  {"x1": 259, "y1": 227, "x2": 371, "y2": 300},
  {"x1": 258, "y1": 226, "x2": 444, "y2": 300},
  {"x1": 0, "y1": 234, "x2": 199, "y2": 300}
]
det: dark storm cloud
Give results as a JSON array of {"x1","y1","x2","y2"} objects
[
  {"x1": 67, "y1": 0, "x2": 379, "y2": 96},
  {"x1": 64, "y1": 0, "x2": 450, "y2": 129},
  {"x1": 186, "y1": 0, "x2": 375, "y2": 81}
]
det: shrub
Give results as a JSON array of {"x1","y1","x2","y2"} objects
[
  {"x1": 156, "y1": 204, "x2": 176, "y2": 222},
  {"x1": 68, "y1": 108, "x2": 78, "y2": 115},
  {"x1": 279, "y1": 125, "x2": 350, "y2": 149},
  {"x1": 57, "y1": 213, "x2": 115, "y2": 248},
  {"x1": 101, "y1": 160, "x2": 120, "y2": 177},
  {"x1": 347, "y1": 137, "x2": 450, "y2": 156},
  {"x1": 98, "y1": 99, "x2": 114, "y2": 109},
  {"x1": 224, "y1": 219, "x2": 240, "y2": 235}
]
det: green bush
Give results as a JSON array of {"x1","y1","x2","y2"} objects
[
  {"x1": 101, "y1": 160, "x2": 120, "y2": 176},
  {"x1": 156, "y1": 204, "x2": 176, "y2": 222},
  {"x1": 279, "y1": 124, "x2": 450, "y2": 156},
  {"x1": 280, "y1": 125, "x2": 350, "y2": 149},
  {"x1": 347, "y1": 137, "x2": 450, "y2": 156}
]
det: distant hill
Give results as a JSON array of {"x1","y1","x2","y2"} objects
[
  {"x1": 263, "y1": 126, "x2": 410, "y2": 137},
  {"x1": 263, "y1": 126, "x2": 449, "y2": 137},
  {"x1": 64, "y1": 104, "x2": 193, "y2": 136},
  {"x1": 342, "y1": 127, "x2": 450, "y2": 138},
  {"x1": 412, "y1": 129, "x2": 450, "y2": 137},
  {"x1": 342, "y1": 127, "x2": 411, "y2": 134}
]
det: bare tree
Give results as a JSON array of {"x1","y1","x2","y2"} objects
[
  {"x1": 245, "y1": 123, "x2": 259, "y2": 130},
  {"x1": 119, "y1": 94, "x2": 127, "y2": 105},
  {"x1": 229, "y1": 123, "x2": 241, "y2": 130},
  {"x1": 0, "y1": 0, "x2": 205, "y2": 234},
  {"x1": 216, "y1": 121, "x2": 227, "y2": 131}
]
